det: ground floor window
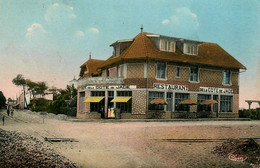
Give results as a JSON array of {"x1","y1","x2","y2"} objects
[
  {"x1": 213, "y1": 95, "x2": 218, "y2": 112},
  {"x1": 90, "y1": 91, "x2": 105, "y2": 116},
  {"x1": 79, "y1": 92, "x2": 85, "y2": 112},
  {"x1": 175, "y1": 93, "x2": 189, "y2": 112},
  {"x1": 197, "y1": 94, "x2": 211, "y2": 112},
  {"x1": 108, "y1": 91, "x2": 114, "y2": 109},
  {"x1": 220, "y1": 96, "x2": 233, "y2": 112},
  {"x1": 148, "y1": 92, "x2": 164, "y2": 110},
  {"x1": 116, "y1": 91, "x2": 132, "y2": 113},
  {"x1": 166, "y1": 92, "x2": 173, "y2": 111}
]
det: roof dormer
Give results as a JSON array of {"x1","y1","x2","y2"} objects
[{"x1": 110, "y1": 39, "x2": 133, "y2": 56}]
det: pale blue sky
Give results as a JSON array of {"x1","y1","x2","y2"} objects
[{"x1": 0, "y1": 0, "x2": 259, "y2": 108}]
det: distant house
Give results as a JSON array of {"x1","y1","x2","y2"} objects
[{"x1": 76, "y1": 32, "x2": 246, "y2": 119}]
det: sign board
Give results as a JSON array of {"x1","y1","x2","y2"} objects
[
  {"x1": 85, "y1": 85, "x2": 137, "y2": 90},
  {"x1": 199, "y1": 87, "x2": 233, "y2": 94},
  {"x1": 153, "y1": 83, "x2": 188, "y2": 91}
]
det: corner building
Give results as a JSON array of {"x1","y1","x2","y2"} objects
[{"x1": 77, "y1": 32, "x2": 246, "y2": 119}]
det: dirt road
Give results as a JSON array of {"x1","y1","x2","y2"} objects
[{"x1": 0, "y1": 109, "x2": 259, "y2": 168}]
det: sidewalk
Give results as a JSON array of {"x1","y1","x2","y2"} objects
[{"x1": 68, "y1": 118, "x2": 251, "y2": 122}]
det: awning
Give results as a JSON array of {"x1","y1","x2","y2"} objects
[
  {"x1": 84, "y1": 97, "x2": 104, "y2": 103},
  {"x1": 201, "y1": 100, "x2": 218, "y2": 105},
  {"x1": 111, "y1": 97, "x2": 131, "y2": 103}
]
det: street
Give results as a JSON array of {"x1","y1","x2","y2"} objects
[{"x1": 0, "y1": 109, "x2": 259, "y2": 168}]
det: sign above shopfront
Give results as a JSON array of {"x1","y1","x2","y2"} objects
[
  {"x1": 85, "y1": 85, "x2": 137, "y2": 90},
  {"x1": 199, "y1": 87, "x2": 233, "y2": 94},
  {"x1": 153, "y1": 83, "x2": 188, "y2": 91}
]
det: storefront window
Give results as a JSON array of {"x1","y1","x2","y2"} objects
[
  {"x1": 213, "y1": 95, "x2": 218, "y2": 112},
  {"x1": 166, "y1": 92, "x2": 173, "y2": 111},
  {"x1": 197, "y1": 94, "x2": 211, "y2": 112},
  {"x1": 175, "y1": 93, "x2": 189, "y2": 112},
  {"x1": 220, "y1": 96, "x2": 233, "y2": 112},
  {"x1": 116, "y1": 91, "x2": 132, "y2": 113},
  {"x1": 148, "y1": 92, "x2": 164, "y2": 110},
  {"x1": 108, "y1": 91, "x2": 114, "y2": 109},
  {"x1": 90, "y1": 91, "x2": 105, "y2": 115}
]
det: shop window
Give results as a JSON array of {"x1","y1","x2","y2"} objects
[
  {"x1": 197, "y1": 94, "x2": 211, "y2": 112},
  {"x1": 166, "y1": 92, "x2": 173, "y2": 111},
  {"x1": 189, "y1": 66, "x2": 199, "y2": 82},
  {"x1": 176, "y1": 66, "x2": 180, "y2": 78},
  {"x1": 213, "y1": 95, "x2": 218, "y2": 112},
  {"x1": 223, "y1": 70, "x2": 231, "y2": 85},
  {"x1": 90, "y1": 91, "x2": 105, "y2": 115},
  {"x1": 148, "y1": 92, "x2": 164, "y2": 110},
  {"x1": 108, "y1": 91, "x2": 114, "y2": 109},
  {"x1": 156, "y1": 62, "x2": 167, "y2": 79},
  {"x1": 220, "y1": 96, "x2": 233, "y2": 112},
  {"x1": 116, "y1": 91, "x2": 132, "y2": 113},
  {"x1": 175, "y1": 93, "x2": 189, "y2": 112},
  {"x1": 79, "y1": 92, "x2": 85, "y2": 112}
]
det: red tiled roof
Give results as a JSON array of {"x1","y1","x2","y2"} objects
[
  {"x1": 101, "y1": 32, "x2": 246, "y2": 70},
  {"x1": 79, "y1": 59, "x2": 105, "y2": 77}
]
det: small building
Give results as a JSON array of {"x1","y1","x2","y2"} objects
[{"x1": 77, "y1": 32, "x2": 246, "y2": 119}]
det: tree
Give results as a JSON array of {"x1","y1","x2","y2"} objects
[
  {"x1": 34, "y1": 82, "x2": 48, "y2": 97},
  {"x1": 26, "y1": 79, "x2": 37, "y2": 99},
  {"x1": 0, "y1": 91, "x2": 6, "y2": 109},
  {"x1": 12, "y1": 74, "x2": 28, "y2": 108}
]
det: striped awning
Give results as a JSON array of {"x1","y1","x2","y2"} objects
[
  {"x1": 84, "y1": 97, "x2": 104, "y2": 103},
  {"x1": 111, "y1": 97, "x2": 131, "y2": 103}
]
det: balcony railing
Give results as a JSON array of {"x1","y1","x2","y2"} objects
[{"x1": 77, "y1": 77, "x2": 124, "y2": 87}]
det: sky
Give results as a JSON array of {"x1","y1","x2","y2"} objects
[{"x1": 0, "y1": 0, "x2": 259, "y2": 109}]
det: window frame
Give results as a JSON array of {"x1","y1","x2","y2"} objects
[
  {"x1": 220, "y1": 95, "x2": 233, "y2": 112},
  {"x1": 176, "y1": 66, "x2": 180, "y2": 78},
  {"x1": 156, "y1": 62, "x2": 167, "y2": 80},
  {"x1": 184, "y1": 43, "x2": 198, "y2": 55},
  {"x1": 160, "y1": 39, "x2": 175, "y2": 52},
  {"x1": 222, "y1": 70, "x2": 232, "y2": 85},
  {"x1": 189, "y1": 66, "x2": 199, "y2": 83}
]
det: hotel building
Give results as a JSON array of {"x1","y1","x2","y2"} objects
[{"x1": 77, "y1": 31, "x2": 246, "y2": 119}]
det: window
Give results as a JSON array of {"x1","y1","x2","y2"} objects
[
  {"x1": 117, "y1": 66, "x2": 121, "y2": 77},
  {"x1": 90, "y1": 91, "x2": 105, "y2": 114},
  {"x1": 108, "y1": 91, "x2": 114, "y2": 109},
  {"x1": 184, "y1": 43, "x2": 198, "y2": 55},
  {"x1": 176, "y1": 67, "x2": 180, "y2": 78},
  {"x1": 156, "y1": 62, "x2": 167, "y2": 79},
  {"x1": 223, "y1": 70, "x2": 231, "y2": 85},
  {"x1": 106, "y1": 69, "x2": 109, "y2": 77},
  {"x1": 213, "y1": 95, "x2": 218, "y2": 112},
  {"x1": 197, "y1": 94, "x2": 211, "y2": 112},
  {"x1": 189, "y1": 66, "x2": 199, "y2": 82},
  {"x1": 148, "y1": 92, "x2": 164, "y2": 110},
  {"x1": 79, "y1": 92, "x2": 85, "y2": 112},
  {"x1": 220, "y1": 96, "x2": 232, "y2": 112},
  {"x1": 166, "y1": 92, "x2": 173, "y2": 111},
  {"x1": 175, "y1": 93, "x2": 189, "y2": 112},
  {"x1": 116, "y1": 91, "x2": 132, "y2": 113},
  {"x1": 160, "y1": 40, "x2": 175, "y2": 52}
]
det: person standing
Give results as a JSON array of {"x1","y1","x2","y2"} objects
[
  {"x1": 2, "y1": 115, "x2": 4, "y2": 126},
  {"x1": 6, "y1": 105, "x2": 10, "y2": 116}
]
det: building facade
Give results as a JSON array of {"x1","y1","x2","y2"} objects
[{"x1": 77, "y1": 32, "x2": 246, "y2": 119}]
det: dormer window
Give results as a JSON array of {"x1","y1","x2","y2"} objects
[
  {"x1": 184, "y1": 43, "x2": 198, "y2": 55},
  {"x1": 114, "y1": 45, "x2": 120, "y2": 56},
  {"x1": 160, "y1": 40, "x2": 175, "y2": 52}
]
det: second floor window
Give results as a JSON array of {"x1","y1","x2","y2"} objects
[
  {"x1": 223, "y1": 70, "x2": 231, "y2": 85},
  {"x1": 189, "y1": 66, "x2": 199, "y2": 82},
  {"x1": 176, "y1": 67, "x2": 180, "y2": 78},
  {"x1": 156, "y1": 62, "x2": 167, "y2": 79},
  {"x1": 106, "y1": 69, "x2": 109, "y2": 77}
]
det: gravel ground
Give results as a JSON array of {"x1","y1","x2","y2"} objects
[{"x1": 0, "y1": 109, "x2": 260, "y2": 168}]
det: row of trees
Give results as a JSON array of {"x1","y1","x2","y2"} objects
[
  {"x1": 12, "y1": 74, "x2": 77, "y2": 116},
  {"x1": 0, "y1": 91, "x2": 6, "y2": 109}
]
